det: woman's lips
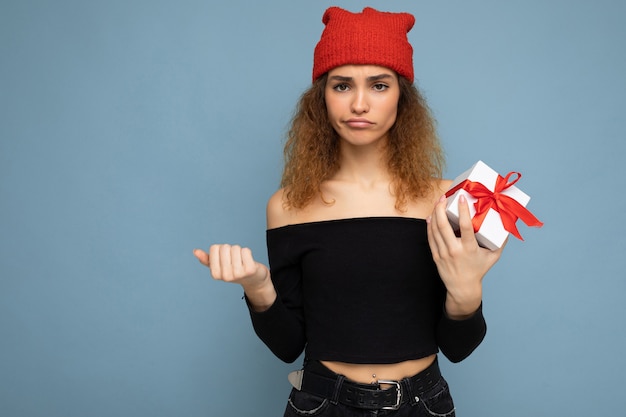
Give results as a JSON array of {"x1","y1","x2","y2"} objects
[{"x1": 344, "y1": 118, "x2": 374, "y2": 128}]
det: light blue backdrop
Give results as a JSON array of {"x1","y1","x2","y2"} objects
[{"x1": 2, "y1": 1, "x2": 625, "y2": 416}]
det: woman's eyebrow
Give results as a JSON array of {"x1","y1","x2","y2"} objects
[
  {"x1": 328, "y1": 73, "x2": 394, "y2": 82},
  {"x1": 366, "y1": 74, "x2": 394, "y2": 82},
  {"x1": 328, "y1": 75, "x2": 353, "y2": 82}
]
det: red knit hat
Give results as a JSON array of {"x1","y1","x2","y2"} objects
[{"x1": 312, "y1": 7, "x2": 416, "y2": 82}]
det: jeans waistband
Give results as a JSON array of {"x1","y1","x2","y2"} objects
[{"x1": 299, "y1": 358, "x2": 441, "y2": 410}]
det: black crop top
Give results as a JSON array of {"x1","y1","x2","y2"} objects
[{"x1": 247, "y1": 217, "x2": 486, "y2": 364}]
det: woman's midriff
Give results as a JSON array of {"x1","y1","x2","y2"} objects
[{"x1": 320, "y1": 354, "x2": 437, "y2": 384}]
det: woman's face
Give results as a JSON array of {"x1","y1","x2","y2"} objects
[{"x1": 324, "y1": 65, "x2": 400, "y2": 148}]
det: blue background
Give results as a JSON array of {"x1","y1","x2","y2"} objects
[{"x1": 2, "y1": 1, "x2": 625, "y2": 416}]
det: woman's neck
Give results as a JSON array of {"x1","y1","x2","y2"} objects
[{"x1": 333, "y1": 141, "x2": 391, "y2": 186}]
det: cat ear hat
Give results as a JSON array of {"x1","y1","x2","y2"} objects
[{"x1": 312, "y1": 7, "x2": 416, "y2": 82}]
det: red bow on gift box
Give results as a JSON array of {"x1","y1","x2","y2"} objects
[{"x1": 445, "y1": 172, "x2": 544, "y2": 240}]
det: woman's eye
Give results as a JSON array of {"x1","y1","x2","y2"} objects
[
  {"x1": 333, "y1": 84, "x2": 350, "y2": 92},
  {"x1": 373, "y1": 83, "x2": 388, "y2": 91}
]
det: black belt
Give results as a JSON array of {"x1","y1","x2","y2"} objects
[{"x1": 297, "y1": 358, "x2": 441, "y2": 410}]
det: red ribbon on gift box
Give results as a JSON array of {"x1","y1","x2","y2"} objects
[{"x1": 445, "y1": 172, "x2": 544, "y2": 240}]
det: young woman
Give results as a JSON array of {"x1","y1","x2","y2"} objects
[{"x1": 194, "y1": 7, "x2": 504, "y2": 416}]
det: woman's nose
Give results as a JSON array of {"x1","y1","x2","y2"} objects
[{"x1": 351, "y1": 90, "x2": 370, "y2": 114}]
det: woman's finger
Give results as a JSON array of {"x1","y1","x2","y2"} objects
[
  {"x1": 208, "y1": 244, "x2": 223, "y2": 280},
  {"x1": 437, "y1": 197, "x2": 459, "y2": 241},
  {"x1": 430, "y1": 196, "x2": 454, "y2": 257},
  {"x1": 457, "y1": 195, "x2": 478, "y2": 248},
  {"x1": 241, "y1": 247, "x2": 257, "y2": 277},
  {"x1": 193, "y1": 248, "x2": 209, "y2": 266},
  {"x1": 230, "y1": 245, "x2": 244, "y2": 278},
  {"x1": 218, "y1": 244, "x2": 233, "y2": 281}
]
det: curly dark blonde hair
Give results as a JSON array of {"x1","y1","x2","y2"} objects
[{"x1": 281, "y1": 74, "x2": 444, "y2": 210}]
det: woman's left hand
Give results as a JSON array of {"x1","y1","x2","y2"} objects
[{"x1": 427, "y1": 194, "x2": 505, "y2": 319}]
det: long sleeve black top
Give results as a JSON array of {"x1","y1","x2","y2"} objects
[{"x1": 247, "y1": 217, "x2": 486, "y2": 364}]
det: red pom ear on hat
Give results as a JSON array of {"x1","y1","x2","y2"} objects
[{"x1": 313, "y1": 7, "x2": 416, "y2": 82}]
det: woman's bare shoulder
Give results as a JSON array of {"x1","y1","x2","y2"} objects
[
  {"x1": 424, "y1": 178, "x2": 453, "y2": 207},
  {"x1": 266, "y1": 188, "x2": 296, "y2": 229},
  {"x1": 435, "y1": 178, "x2": 453, "y2": 194}
]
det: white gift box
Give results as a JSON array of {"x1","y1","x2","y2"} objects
[{"x1": 445, "y1": 160, "x2": 531, "y2": 250}]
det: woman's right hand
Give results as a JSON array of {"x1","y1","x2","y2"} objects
[{"x1": 193, "y1": 244, "x2": 276, "y2": 311}]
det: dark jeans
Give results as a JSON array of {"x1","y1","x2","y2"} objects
[{"x1": 282, "y1": 360, "x2": 456, "y2": 417}]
